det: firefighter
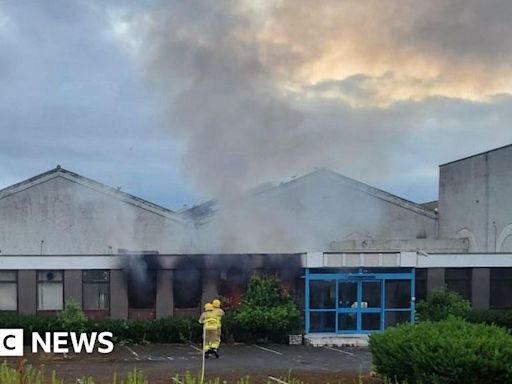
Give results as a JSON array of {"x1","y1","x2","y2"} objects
[
  {"x1": 198, "y1": 303, "x2": 220, "y2": 358},
  {"x1": 211, "y1": 299, "x2": 225, "y2": 347}
]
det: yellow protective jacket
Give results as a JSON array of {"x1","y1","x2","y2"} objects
[
  {"x1": 199, "y1": 311, "x2": 220, "y2": 331},
  {"x1": 212, "y1": 308, "x2": 225, "y2": 325}
]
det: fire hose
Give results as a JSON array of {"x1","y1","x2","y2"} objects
[{"x1": 200, "y1": 327, "x2": 206, "y2": 384}]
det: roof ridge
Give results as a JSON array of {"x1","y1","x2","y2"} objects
[
  {"x1": 0, "y1": 166, "x2": 181, "y2": 220},
  {"x1": 278, "y1": 168, "x2": 436, "y2": 217},
  {"x1": 439, "y1": 143, "x2": 512, "y2": 167}
]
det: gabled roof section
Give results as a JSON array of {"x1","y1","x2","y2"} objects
[
  {"x1": 266, "y1": 168, "x2": 438, "y2": 219},
  {"x1": 183, "y1": 168, "x2": 438, "y2": 222},
  {"x1": 0, "y1": 166, "x2": 184, "y2": 223}
]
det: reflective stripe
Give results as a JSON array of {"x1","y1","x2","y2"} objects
[{"x1": 204, "y1": 317, "x2": 220, "y2": 330}]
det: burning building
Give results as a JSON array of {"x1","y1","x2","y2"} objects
[{"x1": 1, "y1": 144, "x2": 512, "y2": 343}]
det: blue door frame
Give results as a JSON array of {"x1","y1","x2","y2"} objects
[{"x1": 305, "y1": 268, "x2": 415, "y2": 334}]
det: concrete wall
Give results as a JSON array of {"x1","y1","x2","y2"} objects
[
  {"x1": 18, "y1": 270, "x2": 36, "y2": 315},
  {"x1": 0, "y1": 175, "x2": 185, "y2": 255},
  {"x1": 439, "y1": 145, "x2": 512, "y2": 252},
  {"x1": 156, "y1": 270, "x2": 174, "y2": 318},
  {"x1": 472, "y1": 268, "x2": 490, "y2": 309},
  {"x1": 426, "y1": 268, "x2": 445, "y2": 293},
  {"x1": 110, "y1": 270, "x2": 128, "y2": 319}
]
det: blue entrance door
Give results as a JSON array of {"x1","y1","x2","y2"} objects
[
  {"x1": 337, "y1": 280, "x2": 383, "y2": 333},
  {"x1": 305, "y1": 268, "x2": 415, "y2": 334}
]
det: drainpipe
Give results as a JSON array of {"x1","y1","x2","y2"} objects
[{"x1": 492, "y1": 221, "x2": 497, "y2": 252}]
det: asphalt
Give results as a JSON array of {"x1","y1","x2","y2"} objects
[{"x1": 10, "y1": 344, "x2": 373, "y2": 383}]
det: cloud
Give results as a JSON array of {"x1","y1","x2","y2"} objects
[
  {"x1": 113, "y1": 0, "x2": 512, "y2": 203},
  {"x1": 2, "y1": 0, "x2": 512, "y2": 212},
  {"x1": 0, "y1": 1, "x2": 196, "y2": 209},
  {"x1": 259, "y1": 0, "x2": 512, "y2": 102}
]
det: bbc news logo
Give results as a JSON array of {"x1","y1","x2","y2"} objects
[
  {"x1": 0, "y1": 329, "x2": 23, "y2": 356},
  {"x1": 0, "y1": 329, "x2": 114, "y2": 356}
]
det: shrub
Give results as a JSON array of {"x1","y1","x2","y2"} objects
[
  {"x1": 234, "y1": 275, "x2": 302, "y2": 343},
  {"x1": 86, "y1": 317, "x2": 202, "y2": 344},
  {"x1": 468, "y1": 309, "x2": 512, "y2": 330},
  {"x1": 56, "y1": 299, "x2": 88, "y2": 333},
  {"x1": 370, "y1": 317, "x2": 512, "y2": 384},
  {"x1": 416, "y1": 288, "x2": 471, "y2": 321}
]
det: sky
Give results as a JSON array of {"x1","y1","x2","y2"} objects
[{"x1": 1, "y1": 0, "x2": 512, "y2": 210}]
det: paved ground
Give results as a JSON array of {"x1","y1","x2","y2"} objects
[{"x1": 8, "y1": 344, "x2": 374, "y2": 383}]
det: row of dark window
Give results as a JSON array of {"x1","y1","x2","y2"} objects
[
  {"x1": 0, "y1": 270, "x2": 110, "y2": 312},
  {"x1": 0, "y1": 267, "x2": 268, "y2": 313},
  {"x1": 415, "y1": 268, "x2": 512, "y2": 308}
]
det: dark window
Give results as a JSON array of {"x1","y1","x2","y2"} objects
[
  {"x1": 385, "y1": 280, "x2": 411, "y2": 309},
  {"x1": 415, "y1": 269, "x2": 428, "y2": 302},
  {"x1": 362, "y1": 313, "x2": 380, "y2": 331},
  {"x1": 0, "y1": 271, "x2": 17, "y2": 311},
  {"x1": 37, "y1": 270, "x2": 63, "y2": 311},
  {"x1": 218, "y1": 267, "x2": 247, "y2": 309},
  {"x1": 310, "y1": 312, "x2": 335, "y2": 332},
  {"x1": 385, "y1": 311, "x2": 410, "y2": 328},
  {"x1": 127, "y1": 269, "x2": 157, "y2": 309},
  {"x1": 337, "y1": 313, "x2": 357, "y2": 331},
  {"x1": 445, "y1": 268, "x2": 472, "y2": 301},
  {"x1": 490, "y1": 268, "x2": 512, "y2": 309},
  {"x1": 83, "y1": 270, "x2": 110, "y2": 311},
  {"x1": 174, "y1": 268, "x2": 202, "y2": 309},
  {"x1": 310, "y1": 280, "x2": 335, "y2": 309}
]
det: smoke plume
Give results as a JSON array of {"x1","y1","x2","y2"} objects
[{"x1": 108, "y1": 0, "x2": 512, "y2": 251}]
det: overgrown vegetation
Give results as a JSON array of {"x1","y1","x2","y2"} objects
[
  {"x1": 0, "y1": 363, "x2": 385, "y2": 384},
  {"x1": 370, "y1": 317, "x2": 512, "y2": 384},
  {"x1": 415, "y1": 288, "x2": 471, "y2": 321},
  {"x1": 233, "y1": 275, "x2": 302, "y2": 343},
  {"x1": 56, "y1": 299, "x2": 88, "y2": 334},
  {"x1": 468, "y1": 308, "x2": 512, "y2": 330}
]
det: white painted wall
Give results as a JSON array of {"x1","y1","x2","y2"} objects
[
  {"x1": 439, "y1": 145, "x2": 512, "y2": 252},
  {"x1": 193, "y1": 170, "x2": 437, "y2": 253},
  {"x1": 0, "y1": 176, "x2": 185, "y2": 254}
]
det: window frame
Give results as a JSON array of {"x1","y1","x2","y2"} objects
[
  {"x1": 490, "y1": 268, "x2": 512, "y2": 309},
  {"x1": 82, "y1": 270, "x2": 111, "y2": 314},
  {"x1": 445, "y1": 268, "x2": 472, "y2": 302},
  {"x1": 0, "y1": 271, "x2": 18, "y2": 312},
  {"x1": 36, "y1": 270, "x2": 64, "y2": 312}
]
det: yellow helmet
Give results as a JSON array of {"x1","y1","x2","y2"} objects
[
  {"x1": 212, "y1": 299, "x2": 221, "y2": 308},
  {"x1": 204, "y1": 303, "x2": 214, "y2": 311}
]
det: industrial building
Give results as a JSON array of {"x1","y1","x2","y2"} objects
[{"x1": 1, "y1": 144, "x2": 512, "y2": 341}]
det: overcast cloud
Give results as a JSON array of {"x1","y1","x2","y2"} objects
[{"x1": 1, "y1": 0, "x2": 512, "y2": 208}]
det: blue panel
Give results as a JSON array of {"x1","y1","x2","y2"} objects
[
  {"x1": 305, "y1": 267, "x2": 416, "y2": 334},
  {"x1": 305, "y1": 268, "x2": 310, "y2": 333}
]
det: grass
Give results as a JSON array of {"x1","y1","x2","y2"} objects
[{"x1": 0, "y1": 362, "x2": 396, "y2": 384}]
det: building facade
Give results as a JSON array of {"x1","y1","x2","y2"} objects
[{"x1": 1, "y1": 145, "x2": 512, "y2": 338}]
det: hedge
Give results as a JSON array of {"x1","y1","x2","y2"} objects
[
  {"x1": 0, "y1": 310, "x2": 293, "y2": 345},
  {"x1": 0, "y1": 312, "x2": 203, "y2": 345},
  {"x1": 370, "y1": 317, "x2": 512, "y2": 384},
  {"x1": 468, "y1": 309, "x2": 512, "y2": 330}
]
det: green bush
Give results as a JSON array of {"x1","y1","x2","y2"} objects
[
  {"x1": 416, "y1": 288, "x2": 471, "y2": 321},
  {"x1": 468, "y1": 309, "x2": 512, "y2": 330},
  {"x1": 234, "y1": 275, "x2": 302, "y2": 343},
  {"x1": 56, "y1": 299, "x2": 88, "y2": 333},
  {"x1": 370, "y1": 317, "x2": 512, "y2": 384}
]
